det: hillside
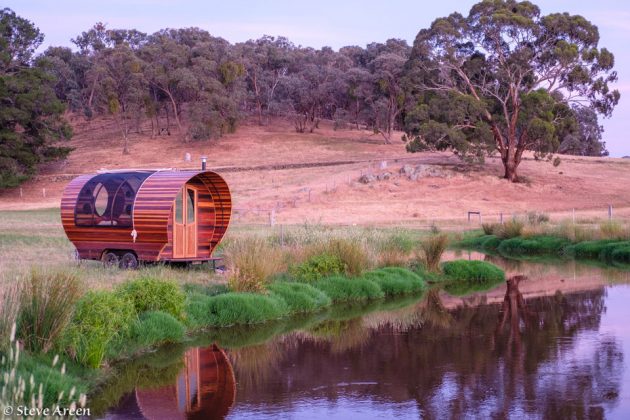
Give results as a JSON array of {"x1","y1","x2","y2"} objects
[{"x1": 1, "y1": 116, "x2": 630, "y2": 226}]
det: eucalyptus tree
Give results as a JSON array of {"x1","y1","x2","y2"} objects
[
  {"x1": 368, "y1": 39, "x2": 410, "y2": 143},
  {"x1": 237, "y1": 36, "x2": 293, "y2": 125},
  {"x1": 89, "y1": 44, "x2": 146, "y2": 154},
  {"x1": 403, "y1": 0, "x2": 619, "y2": 181},
  {"x1": 0, "y1": 8, "x2": 72, "y2": 188}
]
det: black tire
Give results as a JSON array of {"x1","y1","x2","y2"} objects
[
  {"x1": 102, "y1": 251, "x2": 119, "y2": 268},
  {"x1": 119, "y1": 252, "x2": 139, "y2": 270}
]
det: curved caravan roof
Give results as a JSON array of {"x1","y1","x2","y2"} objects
[{"x1": 61, "y1": 169, "x2": 231, "y2": 261}]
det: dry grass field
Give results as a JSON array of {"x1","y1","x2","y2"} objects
[{"x1": 1, "y1": 115, "x2": 630, "y2": 227}]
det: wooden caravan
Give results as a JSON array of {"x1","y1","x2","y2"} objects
[{"x1": 61, "y1": 169, "x2": 231, "y2": 268}]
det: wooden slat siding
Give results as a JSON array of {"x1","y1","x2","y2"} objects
[
  {"x1": 61, "y1": 170, "x2": 231, "y2": 262},
  {"x1": 196, "y1": 172, "x2": 232, "y2": 255}
]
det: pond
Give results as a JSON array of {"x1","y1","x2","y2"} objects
[{"x1": 100, "y1": 253, "x2": 630, "y2": 419}]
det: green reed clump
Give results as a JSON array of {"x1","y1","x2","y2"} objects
[
  {"x1": 116, "y1": 276, "x2": 185, "y2": 320},
  {"x1": 361, "y1": 267, "x2": 426, "y2": 296},
  {"x1": 267, "y1": 282, "x2": 331, "y2": 312},
  {"x1": 62, "y1": 291, "x2": 136, "y2": 368},
  {"x1": 497, "y1": 236, "x2": 570, "y2": 256},
  {"x1": 442, "y1": 260, "x2": 505, "y2": 284},
  {"x1": 312, "y1": 276, "x2": 384, "y2": 302},
  {"x1": 599, "y1": 220, "x2": 628, "y2": 240},
  {"x1": 17, "y1": 269, "x2": 83, "y2": 353},
  {"x1": 185, "y1": 292, "x2": 289, "y2": 328},
  {"x1": 419, "y1": 233, "x2": 449, "y2": 272},
  {"x1": 128, "y1": 311, "x2": 186, "y2": 347}
]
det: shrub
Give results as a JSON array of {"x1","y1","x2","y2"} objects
[
  {"x1": 290, "y1": 253, "x2": 345, "y2": 282},
  {"x1": 496, "y1": 219, "x2": 524, "y2": 239},
  {"x1": 267, "y1": 282, "x2": 331, "y2": 312},
  {"x1": 442, "y1": 260, "x2": 505, "y2": 285},
  {"x1": 129, "y1": 311, "x2": 186, "y2": 347},
  {"x1": 420, "y1": 233, "x2": 449, "y2": 272},
  {"x1": 321, "y1": 238, "x2": 370, "y2": 276},
  {"x1": 117, "y1": 276, "x2": 185, "y2": 320},
  {"x1": 17, "y1": 269, "x2": 83, "y2": 353},
  {"x1": 553, "y1": 156, "x2": 561, "y2": 167},
  {"x1": 223, "y1": 237, "x2": 284, "y2": 292},
  {"x1": 361, "y1": 267, "x2": 425, "y2": 296},
  {"x1": 312, "y1": 276, "x2": 384, "y2": 302},
  {"x1": 63, "y1": 291, "x2": 136, "y2": 368},
  {"x1": 186, "y1": 292, "x2": 289, "y2": 327}
]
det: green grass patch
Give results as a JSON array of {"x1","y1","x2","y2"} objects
[
  {"x1": 564, "y1": 240, "x2": 622, "y2": 259},
  {"x1": 185, "y1": 292, "x2": 289, "y2": 327},
  {"x1": 267, "y1": 282, "x2": 331, "y2": 313},
  {"x1": 360, "y1": 267, "x2": 426, "y2": 296},
  {"x1": 442, "y1": 260, "x2": 505, "y2": 284},
  {"x1": 312, "y1": 276, "x2": 384, "y2": 302},
  {"x1": 441, "y1": 260, "x2": 505, "y2": 296}
]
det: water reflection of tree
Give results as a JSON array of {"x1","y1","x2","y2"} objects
[{"x1": 230, "y1": 281, "x2": 622, "y2": 419}]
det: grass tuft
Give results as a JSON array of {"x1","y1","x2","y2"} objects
[
  {"x1": 223, "y1": 237, "x2": 284, "y2": 292},
  {"x1": 185, "y1": 292, "x2": 289, "y2": 327},
  {"x1": 442, "y1": 260, "x2": 505, "y2": 296},
  {"x1": 17, "y1": 269, "x2": 83, "y2": 353},
  {"x1": 419, "y1": 233, "x2": 449, "y2": 272}
]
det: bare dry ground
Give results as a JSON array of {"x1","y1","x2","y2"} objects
[{"x1": 1, "y1": 115, "x2": 630, "y2": 226}]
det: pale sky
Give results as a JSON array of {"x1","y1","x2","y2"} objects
[{"x1": 5, "y1": 0, "x2": 630, "y2": 156}]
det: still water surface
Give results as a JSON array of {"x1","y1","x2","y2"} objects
[{"x1": 102, "y1": 254, "x2": 630, "y2": 419}]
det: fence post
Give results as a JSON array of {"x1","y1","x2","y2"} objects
[
  {"x1": 269, "y1": 208, "x2": 276, "y2": 226},
  {"x1": 500, "y1": 212, "x2": 503, "y2": 224},
  {"x1": 608, "y1": 205, "x2": 613, "y2": 220},
  {"x1": 572, "y1": 208, "x2": 575, "y2": 223},
  {"x1": 19, "y1": 188, "x2": 23, "y2": 198},
  {"x1": 43, "y1": 188, "x2": 46, "y2": 198}
]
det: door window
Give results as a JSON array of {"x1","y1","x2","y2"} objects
[{"x1": 186, "y1": 189, "x2": 195, "y2": 223}]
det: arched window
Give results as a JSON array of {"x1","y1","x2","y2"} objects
[{"x1": 74, "y1": 171, "x2": 153, "y2": 228}]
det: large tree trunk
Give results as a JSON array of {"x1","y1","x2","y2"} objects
[{"x1": 502, "y1": 141, "x2": 519, "y2": 182}]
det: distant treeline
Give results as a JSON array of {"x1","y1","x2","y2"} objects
[{"x1": 0, "y1": 1, "x2": 618, "y2": 188}]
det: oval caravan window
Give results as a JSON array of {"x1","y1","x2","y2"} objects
[{"x1": 94, "y1": 183, "x2": 109, "y2": 217}]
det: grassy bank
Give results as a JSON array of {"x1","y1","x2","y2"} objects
[{"x1": 459, "y1": 219, "x2": 630, "y2": 266}]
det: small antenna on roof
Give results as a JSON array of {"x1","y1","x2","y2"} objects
[{"x1": 201, "y1": 156, "x2": 207, "y2": 171}]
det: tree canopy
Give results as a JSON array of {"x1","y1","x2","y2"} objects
[
  {"x1": 0, "y1": 8, "x2": 72, "y2": 188},
  {"x1": 0, "y1": 2, "x2": 619, "y2": 189},
  {"x1": 402, "y1": 0, "x2": 619, "y2": 181}
]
